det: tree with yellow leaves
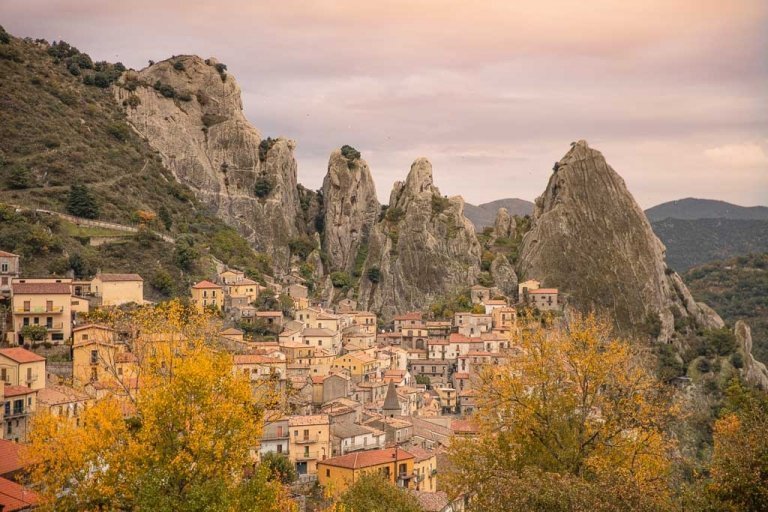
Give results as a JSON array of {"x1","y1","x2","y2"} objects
[
  {"x1": 26, "y1": 301, "x2": 294, "y2": 511},
  {"x1": 445, "y1": 313, "x2": 678, "y2": 512}
]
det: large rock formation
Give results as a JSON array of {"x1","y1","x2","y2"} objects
[
  {"x1": 734, "y1": 321, "x2": 768, "y2": 390},
  {"x1": 492, "y1": 207, "x2": 516, "y2": 239},
  {"x1": 321, "y1": 148, "x2": 380, "y2": 273},
  {"x1": 518, "y1": 140, "x2": 722, "y2": 340},
  {"x1": 359, "y1": 158, "x2": 482, "y2": 318},
  {"x1": 114, "y1": 56, "x2": 302, "y2": 270}
]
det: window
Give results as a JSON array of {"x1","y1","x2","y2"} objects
[
  {"x1": 1, "y1": 263, "x2": 7, "y2": 272},
  {"x1": 277, "y1": 444, "x2": 283, "y2": 453},
  {"x1": 82, "y1": 334, "x2": 89, "y2": 341},
  {"x1": 90, "y1": 350, "x2": 98, "y2": 365},
  {"x1": 326, "y1": 469, "x2": 330, "y2": 477},
  {"x1": 52, "y1": 333, "x2": 63, "y2": 341},
  {"x1": 23, "y1": 300, "x2": 30, "y2": 311},
  {"x1": 303, "y1": 446, "x2": 309, "y2": 457},
  {"x1": 46, "y1": 300, "x2": 53, "y2": 312},
  {"x1": 0, "y1": 369, "x2": 6, "y2": 382},
  {"x1": 91, "y1": 367, "x2": 98, "y2": 381}
]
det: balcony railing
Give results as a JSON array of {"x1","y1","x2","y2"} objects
[
  {"x1": 262, "y1": 432, "x2": 290, "y2": 441},
  {"x1": 5, "y1": 408, "x2": 27, "y2": 418},
  {"x1": 293, "y1": 435, "x2": 320, "y2": 445},
  {"x1": 18, "y1": 322, "x2": 64, "y2": 331},
  {"x1": 15, "y1": 306, "x2": 64, "y2": 313},
  {"x1": 294, "y1": 454, "x2": 317, "y2": 461},
  {"x1": 343, "y1": 442, "x2": 384, "y2": 453}
]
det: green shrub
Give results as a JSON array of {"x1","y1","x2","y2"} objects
[
  {"x1": 367, "y1": 266, "x2": 381, "y2": 283},
  {"x1": 93, "y1": 72, "x2": 111, "y2": 88},
  {"x1": 174, "y1": 235, "x2": 199, "y2": 271},
  {"x1": 254, "y1": 175, "x2": 274, "y2": 198},
  {"x1": 66, "y1": 184, "x2": 99, "y2": 219},
  {"x1": 258, "y1": 137, "x2": 277, "y2": 162},
  {"x1": 158, "y1": 206, "x2": 172, "y2": 230},
  {"x1": 705, "y1": 327, "x2": 738, "y2": 356},
  {"x1": 697, "y1": 358, "x2": 711, "y2": 373},
  {"x1": 385, "y1": 206, "x2": 405, "y2": 223},
  {"x1": 124, "y1": 95, "x2": 141, "y2": 109},
  {"x1": 288, "y1": 238, "x2": 315, "y2": 260},
  {"x1": 107, "y1": 123, "x2": 130, "y2": 141},
  {"x1": 20, "y1": 324, "x2": 48, "y2": 342},
  {"x1": 340, "y1": 144, "x2": 361, "y2": 161},
  {"x1": 6, "y1": 166, "x2": 33, "y2": 190},
  {"x1": 177, "y1": 91, "x2": 192, "y2": 102},
  {"x1": 150, "y1": 269, "x2": 175, "y2": 296},
  {"x1": 153, "y1": 81, "x2": 175, "y2": 98},
  {"x1": 67, "y1": 62, "x2": 81, "y2": 76},
  {"x1": 730, "y1": 352, "x2": 744, "y2": 369},
  {"x1": 0, "y1": 25, "x2": 10, "y2": 44},
  {"x1": 331, "y1": 271, "x2": 352, "y2": 288},
  {"x1": 260, "y1": 452, "x2": 297, "y2": 484},
  {"x1": 431, "y1": 194, "x2": 451, "y2": 215},
  {"x1": 173, "y1": 60, "x2": 185, "y2": 71}
]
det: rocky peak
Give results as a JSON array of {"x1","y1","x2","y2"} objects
[
  {"x1": 518, "y1": 140, "x2": 722, "y2": 341},
  {"x1": 321, "y1": 148, "x2": 380, "y2": 273},
  {"x1": 114, "y1": 56, "x2": 302, "y2": 271},
  {"x1": 493, "y1": 207, "x2": 515, "y2": 239},
  {"x1": 358, "y1": 158, "x2": 482, "y2": 319}
]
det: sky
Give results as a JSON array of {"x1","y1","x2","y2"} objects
[{"x1": 2, "y1": 0, "x2": 767, "y2": 207}]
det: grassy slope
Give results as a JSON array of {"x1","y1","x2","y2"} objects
[
  {"x1": 0, "y1": 31, "x2": 270, "y2": 299},
  {"x1": 684, "y1": 253, "x2": 768, "y2": 364}
]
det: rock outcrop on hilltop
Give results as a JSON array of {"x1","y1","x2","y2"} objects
[
  {"x1": 321, "y1": 148, "x2": 380, "y2": 273},
  {"x1": 114, "y1": 56, "x2": 302, "y2": 270},
  {"x1": 492, "y1": 207, "x2": 516, "y2": 239},
  {"x1": 734, "y1": 321, "x2": 768, "y2": 390},
  {"x1": 518, "y1": 140, "x2": 722, "y2": 341},
  {"x1": 358, "y1": 158, "x2": 482, "y2": 318}
]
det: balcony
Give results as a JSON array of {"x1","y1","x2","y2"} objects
[
  {"x1": 25, "y1": 372, "x2": 38, "y2": 384},
  {"x1": 293, "y1": 435, "x2": 320, "y2": 445},
  {"x1": 15, "y1": 306, "x2": 64, "y2": 313},
  {"x1": 18, "y1": 322, "x2": 64, "y2": 331},
  {"x1": 4, "y1": 408, "x2": 27, "y2": 419},
  {"x1": 294, "y1": 454, "x2": 317, "y2": 461},
  {"x1": 262, "y1": 432, "x2": 290, "y2": 441}
]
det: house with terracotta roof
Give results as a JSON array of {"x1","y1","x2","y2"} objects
[
  {"x1": 406, "y1": 445, "x2": 439, "y2": 492},
  {"x1": 518, "y1": 279, "x2": 541, "y2": 299},
  {"x1": 393, "y1": 312, "x2": 425, "y2": 334},
  {"x1": 317, "y1": 447, "x2": 416, "y2": 494},
  {"x1": 0, "y1": 348, "x2": 46, "y2": 390},
  {"x1": 1, "y1": 381, "x2": 37, "y2": 442},
  {"x1": 470, "y1": 284, "x2": 491, "y2": 304},
  {"x1": 91, "y1": 273, "x2": 144, "y2": 306},
  {"x1": 0, "y1": 250, "x2": 20, "y2": 296},
  {"x1": 190, "y1": 280, "x2": 223, "y2": 312},
  {"x1": 218, "y1": 268, "x2": 245, "y2": 285},
  {"x1": 233, "y1": 353, "x2": 286, "y2": 380},
  {"x1": 0, "y1": 475, "x2": 38, "y2": 511},
  {"x1": 0, "y1": 438, "x2": 26, "y2": 480},
  {"x1": 409, "y1": 490, "x2": 465, "y2": 512},
  {"x1": 71, "y1": 324, "x2": 136, "y2": 387},
  {"x1": 332, "y1": 351, "x2": 378, "y2": 384},
  {"x1": 527, "y1": 288, "x2": 560, "y2": 311},
  {"x1": 225, "y1": 277, "x2": 260, "y2": 304},
  {"x1": 37, "y1": 385, "x2": 92, "y2": 425},
  {"x1": 288, "y1": 414, "x2": 331, "y2": 476},
  {"x1": 10, "y1": 278, "x2": 73, "y2": 345},
  {"x1": 331, "y1": 422, "x2": 385, "y2": 456},
  {"x1": 302, "y1": 327, "x2": 341, "y2": 354}
]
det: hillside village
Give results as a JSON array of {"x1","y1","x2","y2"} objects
[{"x1": 0, "y1": 246, "x2": 560, "y2": 511}]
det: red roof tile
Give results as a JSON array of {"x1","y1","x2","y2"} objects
[
  {"x1": 97, "y1": 273, "x2": 143, "y2": 282},
  {"x1": 2, "y1": 385, "x2": 37, "y2": 398},
  {"x1": 191, "y1": 280, "x2": 222, "y2": 289},
  {"x1": 12, "y1": 282, "x2": 71, "y2": 294},
  {"x1": 0, "y1": 476, "x2": 39, "y2": 511},
  {"x1": 0, "y1": 348, "x2": 45, "y2": 364},
  {"x1": 0, "y1": 250, "x2": 19, "y2": 258},
  {"x1": 319, "y1": 447, "x2": 414, "y2": 470},
  {"x1": 0, "y1": 440, "x2": 24, "y2": 476}
]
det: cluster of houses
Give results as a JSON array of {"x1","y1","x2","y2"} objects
[{"x1": 0, "y1": 247, "x2": 561, "y2": 512}]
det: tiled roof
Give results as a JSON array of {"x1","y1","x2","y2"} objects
[
  {"x1": 302, "y1": 328, "x2": 337, "y2": 337},
  {"x1": 0, "y1": 476, "x2": 39, "y2": 511},
  {"x1": 233, "y1": 354, "x2": 284, "y2": 365},
  {"x1": 97, "y1": 273, "x2": 143, "y2": 282},
  {"x1": 191, "y1": 280, "x2": 222, "y2": 289},
  {"x1": 0, "y1": 347, "x2": 46, "y2": 364},
  {"x1": 319, "y1": 447, "x2": 414, "y2": 470},
  {"x1": 288, "y1": 414, "x2": 329, "y2": 426},
  {"x1": 404, "y1": 445, "x2": 436, "y2": 463},
  {"x1": 0, "y1": 439, "x2": 24, "y2": 476},
  {"x1": 2, "y1": 385, "x2": 37, "y2": 398},
  {"x1": 36, "y1": 385, "x2": 90, "y2": 406},
  {"x1": 219, "y1": 327, "x2": 244, "y2": 335},
  {"x1": 529, "y1": 288, "x2": 558, "y2": 294},
  {"x1": 255, "y1": 311, "x2": 282, "y2": 317},
  {"x1": 409, "y1": 490, "x2": 450, "y2": 512},
  {"x1": 451, "y1": 419, "x2": 479, "y2": 434},
  {"x1": 0, "y1": 250, "x2": 19, "y2": 258},
  {"x1": 393, "y1": 312, "x2": 423, "y2": 321},
  {"x1": 11, "y1": 282, "x2": 70, "y2": 294},
  {"x1": 73, "y1": 323, "x2": 115, "y2": 333}
]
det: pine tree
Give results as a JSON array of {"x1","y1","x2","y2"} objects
[{"x1": 66, "y1": 184, "x2": 99, "y2": 219}]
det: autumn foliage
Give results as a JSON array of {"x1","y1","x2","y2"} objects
[
  {"x1": 445, "y1": 313, "x2": 678, "y2": 511},
  {"x1": 25, "y1": 301, "x2": 294, "y2": 511}
]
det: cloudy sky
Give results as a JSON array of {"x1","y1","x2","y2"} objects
[{"x1": 2, "y1": 0, "x2": 766, "y2": 207}]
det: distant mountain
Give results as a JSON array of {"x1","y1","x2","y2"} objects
[
  {"x1": 646, "y1": 198, "x2": 768, "y2": 222},
  {"x1": 464, "y1": 198, "x2": 534, "y2": 229},
  {"x1": 651, "y1": 218, "x2": 768, "y2": 272}
]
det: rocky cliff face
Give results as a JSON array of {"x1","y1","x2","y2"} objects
[
  {"x1": 734, "y1": 321, "x2": 768, "y2": 390},
  {"x1": 358, "y1": 158, "x2": 482, "y2": 318},
  {"x1": 321, "y1": 148, "x2": 380, "y2": 273},
  {"x1": 518, "y1": 140, "x2": 722, "y2": 341},
  {"x1": 114, "y1": 56, "x2": 302, "y2": 271}
]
